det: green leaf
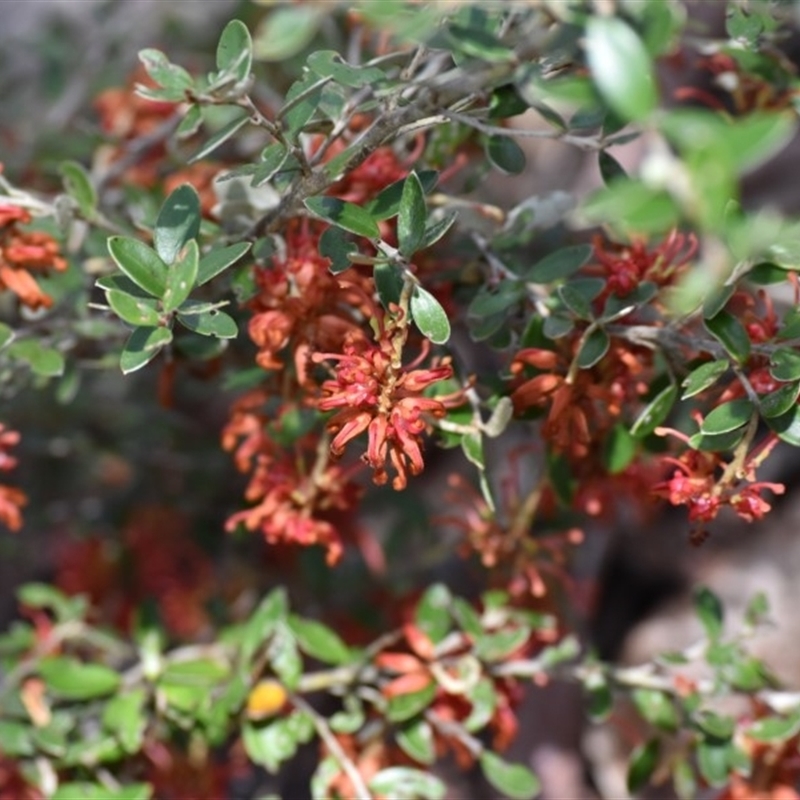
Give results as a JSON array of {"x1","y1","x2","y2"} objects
[
  {"x1": 415, "y1": 584, "x2": 452, "y2": 644},
  {"x1": 599, "y1": 150, "x2": 627, "y2": 185},
  {"x1": 319, "y1": 226, "x2": 358, "y2": 274},
  {"x1": 162, "y1": 240, "x2": 199, "y2": 313},
  {"x1": 253, "y1": 6, "x2": 321, "y2": 61},
  {"x1": 396, "y1": 719, "x2": 436, "y2": 765},
  {"x1": 369, "y1": 767, "x2": 446, "y2": 800},
  {"x1": 410, "y1": 286, "x2": 451, "y2": 344},
  {"x1": 681, "y1": 360, "x2": 730, "y2": 399},
  {"x1": 627, "y1": 738, "x2": 661, "y2": 794},
  {"x1": 585, "y1": 17, "x2": 657, "y2": 122},
  {"x1": 7, "y1": 340, "x2": 65, "y2": 377},
  {"x1": 748, "y1": 262, "x2": 788, "y2": 285},
  {"x1": 386, "y1": 683, "x2": 437, "y2": 723},
  {"x1": 137, "y1": 49, "x2": 193, "y2": 101},
  {"x1": 242, "y1": 718, "x2": 299, "y2": 773},
  {"x1": 480, "y1": 752, "x2": 541, "y2": 800},
  {"x1": 526, "y1": 244, "x2": 593, "y2": 283},
  {"x1": 603, "y1": 281, "x2": 658, "y2": 320},
  {"x1": 216, "y1": 19, "x2": 253, "y2": 84},
  {"x1": 476, "y1": 627, "x2": 531, "y2": 662},
  {"x1": 557, "y1": 283, "x2": 594, "y2": 320},
  {"x1": 177, "y1": 309, "x2": 237, "y2": 339},
  {"x1": 106, "y1": 290, "x2": 161, "y2": 327},
  {"x1": 771, "y1": 348, "x2": 800, "y2": 381},
  {"x1": 704, "y1": 311, "x2": 751, "y2": 363},
  {"x1": 398, "y1": 172, "x2": 427, "y2": 257},
  {"x1": 59, "y1": 160, "x2": 97, "y2": 217},
  {"x1": 307, "y1": 50, "x2": 385, "y2": 87},
  {"x1": 197, "y1": 242, "x2": 251, "y2": 285},
  {"x1": 374, "y1": 262, "x2": 404, "y2": 309},
  {"x1": 582, "y1": 179, "x2": 679, "y2": 233},
  {"x1": 95, "y1": 274, "x2": 153, "y2": 299},
  {"x1": 250, "y1": 143, "x2": 290, "y2": 188},
  {"x1": 154, "y1": 185, "x2": 201, "y2": 265},
  {"x1": 176, "y1": 103, "x2": 203, "y2": 140},
  {"x1": 760, "y1": 381, "x2": 800, "y2": 418},
  {"x1": 463, "y1": 678, "x2": 498, "y2": 732},
  {"x1": 16, "y1": 583, "x2": 77, "y2": 620},
  {"x1": 632, "y1": 689, "x2": 679, "y2": 732},
  {"x1": 161, "y1": 657, "x2": 230, "y2": 687},
  {"x1": 189, "y1": 113, "x2": 249, "y2": 163},
  {"x1": 120, "y1": 326, "x2": 172, "y2": 374},
  {"x1": 107, "y1": 236, "x2": 168, "y2": 298},
  {"x1": 304, "y1": 197, "x2": 379, "y2": 239},
  {"x1": 576, "y1": 327, "x2": 609, "y2": 369},
  {"x1": 269, "y1": 623, "x2": 302, "y2": 690},
  {"x1": 485, "y1": 135, "x2": 526, "y2": 175},
  {"x1": 39, "y1": 657, "x2": 120, "y2": 700},
  {"x1": 468, "y1": 282, "x2": 525, "y2": 318},
  {"x1": 766, "y1": 404, "x2": 800, "y2": 446},
  {"x1": 241, "y1": 587, "x2": 287, "y2": 661},
  {"x1": 281, "y1": 74, "x2": 328, "y2": 137},
  {"x1": 0, "y1": 322, "x2": 13, "y2": 349},
  {"x1": 543, "y1": 314, "x2": 574, "y2": 339},
  {"x1": 604, "y1": 423, "x2": 637, "y2": 474},
  {"x1": 0, "y1": 720, "x2": 34, "y2": 757},
  {"x1": 689, "y1": 428, "x2": 746, "y2": 453},
  {"x1": 102, "y1": 690, "x2": 146, "y2": 753},
  {"x1": 700, "y1": 399, "x2": 753, "y2": 435},
  {"x1": 694, "y1": 586, "x2": 724, "y2": 640},
  {"x1": 585, "y1": 672, "x2": 612, "y2": 722},
  {"x1": 462, "y1": 431, "x2": 485, "y2": 470},
  {"x1": 52, "y1": 784, "x2": 151, "y2": 800},
  {"x1": 697, "y1": 740, "x2": 731, "y2": 787},
  {"x1": 365, "y1": 171, "x2": 438, "y2": 221},
  {"x1": 446, "y1": 23, "x2": 513, "y2": 63},
  {"x1": 630, "y1": 383, "x2": 677, "y2": 438},
  {"x1": 748, "y1": 713, "x2": 800, "y2": 743},
  {"x1": 288, "y1": 615, "x2": 352, "y2": 665},
  {"x1": 421, "y1": 211, "x2": 458, "y2": 249}
]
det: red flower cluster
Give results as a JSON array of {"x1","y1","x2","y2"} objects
[
  {"x1": 0, "y1": 204, "x2": 67, "y2": 310},
  {"x1": 0, "y1": 423, "x2": 26, "y2": 531},
  {"x1": 313, "y1": 310, "x2": 457, "y2": 490},
  {"x1": 222, "y1": 393, "x2": 361, "y2": 564},
  {"x1": 592, "y1": 229, "x2": 697, "y2": 298},
  {"x1": 56, "y1": 507, "x2": 215, "y2": 638},
  {"x1": 653, "y1": 426, "x2": 784, "y2": 539}
]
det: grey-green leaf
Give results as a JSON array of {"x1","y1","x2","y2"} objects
[
  {"x1": 163, "y1": 240, "x2": 199, "y2": 313},
  {"x1": 177, "y1": 309, "x2": 238, "y2": 339},
  {"x1": 120, "y1": 326, "x2": 172, "y2": 374},
  {"x1": 107, "y1": 237, "x2": 168, "y2": 298},
  {"x1": 411, "y1": 286, "x2": 451, "y2": 344},
  {"x1": 197, "y1": 242, "x2": 251, "y2": 285},
  {"x1": 216, "y1": 19, "x2": 253, "y2": 84},
  {"x1": 486, "y1": 135, "x2": 526, "y2": 175},
  {"x1": 398, "y1": 172, "x2": 427, "y2": 257},
  {"x1": 304, "y1": 197, "x2": 379, "y2": 239},
  {"x1": 106, "y1": 290, "x2": 161, "y2": 327},
  {"x1": 480, "y1": 752, "x2": 541, "y2": 800},
  {"x1": 154, "y1": 184, "x2": 201, "y2": 265},
  {"x1": 585, "y1": 17, "x2": 657, "y2": 122}
]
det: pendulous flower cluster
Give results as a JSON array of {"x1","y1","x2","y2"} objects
[{"x1": 313, "y1": 307, "x2": 458, "y2": 490}]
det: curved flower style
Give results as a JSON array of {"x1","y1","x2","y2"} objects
[
  {"x1": 313, "y1": 311, "x2": 458, "y2": 490},
  {"x1": 0, "y1": 205, "x2": 67, "y2": 310}
]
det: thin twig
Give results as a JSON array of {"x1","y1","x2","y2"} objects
[{"x1": 291, "y1": 692, "x2": 373, "y2": 800}]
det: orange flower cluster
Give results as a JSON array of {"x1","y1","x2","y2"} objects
[
  {"x1": 0, "y1": 205, "x2": 67, "y2": 310},
  {"x1": 247, "y1": 220, "x2": 371, "y2": 381},
  {"x1": 314, "y1": 310, "x2": 457, "y2": 490},
  {"x1": 511, "y1": 340, "x2": 651, "y2": 461},
  {"x1": 222, "y1": 393, "x2": 361, "y2": 564},
  {"x1": 0, "y1": 423, "x2": 26, "y2": 531}
]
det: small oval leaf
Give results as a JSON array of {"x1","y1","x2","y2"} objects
[{"x1": 410, "y1": 286, "x2": 451, "y2": 344}]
